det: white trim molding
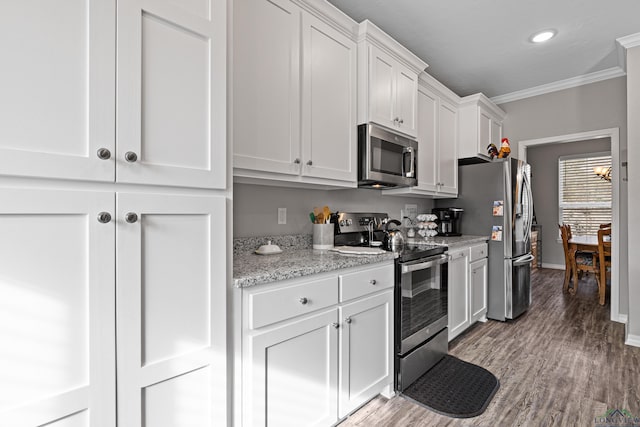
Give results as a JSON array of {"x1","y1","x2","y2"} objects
[
  {"x1": 541, "y1": 263, "x2": 565, "y2": 270},
  {"x1": 518, "y1": 128, "x2": 622, "y2": 324},
  {"x1": 491, "y1": 67, "x2": 626, "y2": 105},
  {"x1": 616, "y1": 32, "x2": 640, "y2": 72},
  {"x1": 626, "y1": 333, "x2": 640, "y2": 348}
]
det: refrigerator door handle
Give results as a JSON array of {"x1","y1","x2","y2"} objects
[
  {"x1": 513, "y1": 253, "x2": 535, "y2": 266},
  {"x1": 522, "y1": 167, "x2": 534, "y2": 244}
]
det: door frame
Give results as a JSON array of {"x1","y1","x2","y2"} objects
[{"x1": 518, "y1": 128, "x2": 621, "y2": 322}]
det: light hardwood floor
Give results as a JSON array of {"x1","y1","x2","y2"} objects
[{"x1": 339, "y1": 268, "x2": 640, "y2": 426}]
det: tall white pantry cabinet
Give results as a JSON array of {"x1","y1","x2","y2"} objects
[{"x1": 0, "y1": 1, "x2": 229, "y2": 426}]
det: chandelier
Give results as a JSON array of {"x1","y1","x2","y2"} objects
[{"x1": 593, "y1": 166, "x2": 611, "y2": 182}]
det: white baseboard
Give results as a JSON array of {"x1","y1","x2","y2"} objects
[
  {"x1": 541, "y1": 263, "x2": 565, "y2": 270},
  {"x1": 614, "y1": 314, "x2": 628, "y2": 324},
  {"x1": 625, "y1": 333, "x2": 640, "y2": 348}
]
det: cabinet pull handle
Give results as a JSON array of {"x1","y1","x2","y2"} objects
[
  {"x1": 124, "y1": 151, "x2": 138, "y2": 163},
  {"x1": 398, "y1": 118, "x2": 404, "y2": 124},
  {"x1": 306, "y1": 160, "x2": 313, "y2": 166},
  {"x1": 293, "y1": 158, "x2": 301, "y2": 164},
  {"x1": 345, "y1": 317, "x2": 352, "y2": 324},
  {"x1": 299, "y1": 297, "x2": 308, "y2": 305},
  {"x1": 332, "y1": 322, "x2": 340, "y2": 329},
  {"x1": 125, "y1": 212, "x2": 139, "y2": 224},
  {"x1": 97, "y1": 212, "x2": 112, "y2": 224},
  {"x1": 370, "y1": 279, "x2": 377, "y2": 285},
  {"x1": 97, "y1": 148, "x2": 111, "y2": 160}
]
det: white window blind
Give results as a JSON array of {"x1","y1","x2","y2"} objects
[{"x1": 558, "y1": 153, "x2": 612, "y2": 235}]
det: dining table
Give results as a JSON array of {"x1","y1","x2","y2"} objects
[{"x1": 566, "y1": 234, "x2": 606, "y2": 295}]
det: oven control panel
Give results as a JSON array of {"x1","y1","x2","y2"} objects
[{"x1": 336, "y1": 212, "x2": 388, "y2": 234}]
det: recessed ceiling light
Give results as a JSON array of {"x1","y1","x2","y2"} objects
[{"x1": 530, "y1": 30, "x2": 557, "y2": 43}]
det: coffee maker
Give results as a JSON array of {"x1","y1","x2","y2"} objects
[{"x1": 432, "y1": 207, "x2": 464, "y2": 236}]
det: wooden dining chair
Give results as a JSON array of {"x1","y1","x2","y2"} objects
[
  {"x1": 596, "y1": 227, "x2": 612, "y2": 305},
  {"x1": 559, "y1": 223, "x2": 597, "y2": 294}
]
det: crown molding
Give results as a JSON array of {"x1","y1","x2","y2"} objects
[
  {"x1": 460, "y1": 93, "x2": 506, "y2": 119},
  {"x1": 418, "y1": 71, "x2": 460, "y2": 104},
  {"x1": 358, "y1": 19, "x2": 428, "y2": 74},
  {"x1": 490, "y1": 67, "x2": 626, "y2": 105}
]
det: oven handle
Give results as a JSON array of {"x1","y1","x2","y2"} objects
[{"x1": 401, "y1": 254, "x2": 448, "y2": 274}]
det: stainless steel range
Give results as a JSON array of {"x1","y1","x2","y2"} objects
[{"x1": 333, "y1": 212, "x2": 449, "y2": 391}]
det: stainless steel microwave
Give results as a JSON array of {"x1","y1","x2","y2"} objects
[{"x1": 358, "y1": 123, "x2": 418, "y2": 188}]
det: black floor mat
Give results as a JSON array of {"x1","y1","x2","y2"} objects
[{"x1": 402, "y1": 355, "x2": 500, "y2": 418}]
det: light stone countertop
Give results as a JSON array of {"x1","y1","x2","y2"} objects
[
  {"x1": 233, "y1": 234, "x2": 395, "y2": 288},
  {"x1": 233, "y1": 234, "x2": 488, "y2": 288}
]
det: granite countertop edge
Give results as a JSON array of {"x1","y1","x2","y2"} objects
[{"x1": 233, "y1": 234, "x2": 487, "y2": 289}]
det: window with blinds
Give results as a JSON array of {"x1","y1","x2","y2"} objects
[{"x1": 558, "y1": 153, "x2": 612, "y2": 235}]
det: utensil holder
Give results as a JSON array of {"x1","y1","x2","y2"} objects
[{"x1": 313, "y1": 223, "x2": 334, "y2": 249}]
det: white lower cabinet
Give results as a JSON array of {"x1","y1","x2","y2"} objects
[
  {"x1": 0, "y1": 189, "x2": 227, "y2": 426},
  {"x1": 447, "y1": 242, "x2": 488, "y2": 341},
  {"x1": 339, "y1": 292, "x2": 393, "y2": 418},
  {"x1": 470, "y1": 257, "x2": 489, "y2": 323},
  {"x1": 447, "y1": 247, "x2": 470, "y2": 341},
  {"x1": 241, "y1": 263, "x2": 394, "y2": 426}
]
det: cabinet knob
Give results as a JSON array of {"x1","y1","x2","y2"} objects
[
  {"x1": 344, "y1": 317, "x2": 352, "y2": 324},
  {"x1": 332, "y1": 322, "x2": 340, "y2": 329},
  {"x1": 97, "y1": 148, "x2": 111, "y2": 160},
  {"x1": 299, "y1": 297, "x2": 308, "y2": 305},
  {"x1": 370, "y1": 279, "x2": 377, "y2": 285},
  {"x1": 124, "y1": 151, "x2": 138, "y2": 163},
  {"x1": 306, "y1": 160, "x2": 313, "y2": 166},
  {"x1": 97, "y1": 212, "x2": 112, "y2": 224},
  {"x1": 125, "y1": 212, "x2": 138, "y2": 224},
  {"x1": 293, "y1": 158, "x2": 301, "y2": 164},
  {"x1": 398, "y1": 118, "x2": 404, "y2": 124}
]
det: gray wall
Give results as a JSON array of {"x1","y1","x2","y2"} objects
[
  {"x1": 627, "y1": 46, "x2": 640, "y2": 340},
  {"x1": 499, "y1": 76, "x2": 628, "y2": 316},
  {"x1": 233, "y1": 183, "x2": 434, "y2": 237},
  {"x1": 526, "y1": 138, "x2": 611, "y2": 267}
]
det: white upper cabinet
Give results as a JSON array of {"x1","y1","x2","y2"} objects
[
  {"x1": 301, "y1": 13, "x2": 357, "y2": 182},
  {"x1": 384, "y1": 74, "x2": 459, "y2": 198},
  {"x1": 118, "y1": 0, "x2": 227, "y2": 189},
  {"x1": 0, "y1": 0, "x2": 115, "y2": 182},
  {"x1": 233, "y1": 0, "x2": 357, "y2": 187},
  {"x1": 357, "y1": 21, "x2": 425, "y2": 138},
  {"x1": 458, "y1": 93, "x2": 505, "y2": 162}
]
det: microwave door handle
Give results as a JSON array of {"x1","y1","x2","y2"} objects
[{"x1": 403, "y1": 146, "x2": 415, "y2": 178}]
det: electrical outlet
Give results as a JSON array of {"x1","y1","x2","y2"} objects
[{"x1": 278, "y1": 208, "x2": 287, "y2": 225}]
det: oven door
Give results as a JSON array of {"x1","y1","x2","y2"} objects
[{"x1": 398, "y1": 254, "x2": 448, "y2": 355}]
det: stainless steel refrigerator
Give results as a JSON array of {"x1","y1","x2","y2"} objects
[{"x1": 452, "y1": 158, "x2": 534, "y2": 320}]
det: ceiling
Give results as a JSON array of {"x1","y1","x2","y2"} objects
[{"x1": 327, "y1": 0, "x2": 640, "y2": 101}]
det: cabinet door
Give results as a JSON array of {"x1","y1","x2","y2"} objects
[
  {"x1": 478, "y1": 108, "x2": 492, "y2": 156},
  {"x1": 0, "y1": 1, "x2": 115, "y2": 182},
  {"x1": 369, "y1": 46, "x2": 396, "y2": 129},
  {"x1": 394, "y1": 64, "x2": 418, "y2": 137},
  {"x1": 416, "y1": 88, "x2": 438, "y2": 192},
  {"x1": 0, "y1": 189, "x2": 115, "y2": 426},
  {"x1": 118, "y1": 0, "x2": 227, "y2": 189},
  {"x1": 470, "y1": 258, "x2": 488, "y2": 323},
  {"x1": 448, "y1": 248, "x2": 470, "y2": 341},
  {"x1": 245, "y1": 309, "x2": 339, "y2": 427},
  {"x1": 233, "y1": 0, "x2": 302, "y2": 176},
  {"x1": 339, "y1": 292, "x2": 393, "y2": 418},
  {"x1": 438, "y1": 99, "x2": 458, "y2": 195},
  {"x1": 491, "y1": 118, "x2": 503, "y2": 147},
  {"x1": 116, "y1": 193, "x2": 227, "y2": 426},
  {"x1": 301, "y1": 13, "x2": 357, "y2": 183}
]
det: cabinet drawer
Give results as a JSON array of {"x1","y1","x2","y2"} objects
[
  {"x1": 248, "y1": 276, "x2": 339, "y2": 329},
  {"x1": 339, "y1": 264, "x2": 394, "y2": 302},
  {"x1": 469, "y1": 243, "x2": 488, "y2": 262}
]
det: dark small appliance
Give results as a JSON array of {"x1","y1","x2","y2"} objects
[{"x1": 432, "y1": 207, "x2": 464, "y2": 236}]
